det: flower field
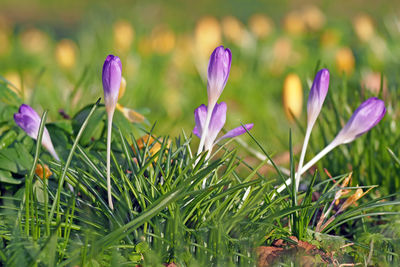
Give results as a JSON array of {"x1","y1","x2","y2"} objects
[{"x1": 1, "y1": 0, "x2": 400, "y2": 265}]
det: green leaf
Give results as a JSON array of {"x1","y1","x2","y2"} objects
[
  {"x1": 72, "y1": 104, "x2": 105, "y2": 145},
  {"x1": 33, "y1": 179, "x2": 47, "y2": 203},
  {"x1": 0, "y1": 169, "x2": 22, "y2": 184},
  {"x1": 0, "y1": 130, "x2": 17, "y2": 149}
]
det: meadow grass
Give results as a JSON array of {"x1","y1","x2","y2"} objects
[{"x1": 1, "y1": 6, "x2": 400, "y2": 265}]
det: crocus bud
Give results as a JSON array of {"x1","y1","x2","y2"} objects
[
  {"x1": 207, "y1": 46, "x2": 232, "y2": 107},
  {"x1": 332, "y1": 97, "x2": 386, "y2": 145},
  {"x1": 307, "y1": 69, "x2": 329, "y2": 127},
  {"x1": 102, "y1": 55, "x2": 122, "y2": 114},
  {"x1": 14, "y1": 104, "x2": 59, "y2": 161}
]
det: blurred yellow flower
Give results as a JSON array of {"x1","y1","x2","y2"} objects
[
  {"x1": 19, "y1": 27, "x2": 50, "y2": 54},
  {"x1": 55, "y1": 39, "x2": 78, "y2": 69},
  {"x1": 4, "y1": 71, "x2": 21, "y2": 95},
  {"x1": 301, "y1": 5, "x2": 325, "y2": 31},
  {"x1": 335, "y1": 47, "x2": 355, "y2": 75},
  {"x1": 151, "y1": 25, "x2": 176, "y2": 54},
  {"x1": 113, "y1": 20, "x2": 135, "y2": 53},
  {"x1": 35, "y1": 163, "x2": 52, "y2": 179},
  {"x1": 248, "y1": 13, "x2": 274, "y2": 39},
  {"x1": 222, "y1": 16, "x2": 255, "y2": 50},
  {"x1": 193, "y1": 16, "x2": 222, "y2": 81},
  {"x1": 282, "y1": 73, "x2": 303, "y2": 121},
  {"x1": 283, "y1": 11, "x2": 306, "y2": 35},
  {"x1": 194, "y1": 16, "x2": 222, "y2": 58},
  {"x1": 222, "y1": 16, "x2": 245, "y2": 44},
  {"x1": 353, "y1": 14, "x2": 375, "y2": 42}
]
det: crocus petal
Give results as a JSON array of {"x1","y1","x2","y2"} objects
[
  {"x1": 14, "y1": 104, "x2": 41, "y2": 139},
  {"x1": 42, "y1": 129, "x2": 60, "y2": 161},
  {"x1": 19, "y1": 104, "x2": 41, "y2": 122},
  {"x1": 204, "y1": 102, "x2": 227, "y2": 151},
  {"x1": 102, "y1": 55, "x2": 122, "y2": 111},
  {"x1": 207, "y1": 46, "x2": 232, "y2": 106},
  {"x1": 193, "y1": 104, "x2": 208, "y2": 138},
  {"x1": 14, "y1": 104, "x2": 60, "y2": 161},
  {"x1": 333, "y1": 97, "x2": 386, "y2": 145},
  {"x1": 307, "y1": 68, "x2": 329, "y2": 127},
  {"x1": 215, "y1": 123, "x2": 254, "y2": 144}
]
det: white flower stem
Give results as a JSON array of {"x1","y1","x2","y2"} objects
[
  {"x1": 106, "y1": 112, "x2": 114, "y2": 210},
  {"x1": 196, "y1": 103, "x2": 214, "y2": 157},
  {"x1": 295, "y1": 125, "x2": 312, "y2": 192},
  {"x1": 275, "y1": 141, "x2": 338, "y2": 195}
]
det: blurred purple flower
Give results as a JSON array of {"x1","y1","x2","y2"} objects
[
  {"x1": 207, "y1": 46, "x2": 232, "y2": 107},
  {"x1": 193, "y1": 102, "x2": 253, "y2": 152},
  {"x1": 333, "y1": 97, "x2": 386, "y2": 145},
  {"x1": 14, "y1": 104, "x2": 59, "y2": 161},
  {"x1": 307, "y1": 68, "x2": 330, "y2": 127},
  {"x1": 102, "y1": 55, "x2": 122, "y2": 113}
]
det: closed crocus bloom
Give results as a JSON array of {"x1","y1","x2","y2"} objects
[
  {"x1": 14, "y1": 104, "x2": 59, "y2": 161},
  {"x1": 295, "y1": 69, "x2": 329, "y2": 191},
  {"x1": 193, "y1": 102, "x2": 253, "y2": 153},
  {"x1": 103, "y1": 55, "x2": 122, "y2": 114},
  {"x1": 207, "y1": 46, "x2": 232, "y2": 107},
  {"x1": 307, "y1": 69, "x2": 329, "y2": 127},
  {"x1": 332, "y1": 97, "x2": 386, "y2": 145},
  {"x1": 102, "y1": 54, "x2": 122, "y2": 210}
]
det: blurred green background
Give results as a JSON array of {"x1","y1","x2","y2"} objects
[{"x1": 1, "y1": 0, "x2": 400, "y2": 156}]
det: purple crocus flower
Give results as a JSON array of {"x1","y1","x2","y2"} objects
[
  {"x1": 332, "y1": 97, "x2": 386, "y2": 145},
  {"x1": 102, "y1": 54, "x2": 122, "y2": 210},
  {"x1": 102, "y1": 55, "x2": 122, "y2": 113},
  {"x1": 295, "y1": 69, "x2": 330, "y2": 191},
  {"x1": 207, "y1": 46, "x2": 232, "y2": 107},
  {"x1": 14, "y1": 104, "x2": 59, "y2": 161},
  {"x1": 307, "y1": 69, "x2": 330, "y2": 127},
  {"x1": 193, "y1": 102, "x2": 253, "y2": 152}
]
